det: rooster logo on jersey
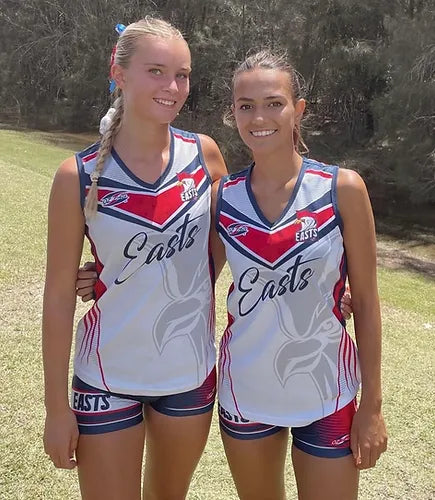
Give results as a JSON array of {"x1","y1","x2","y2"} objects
[
  {"x1": 177, "y1": 173, "x2": 198, "y2": 202},
  {"x1": 294, "y1": 212, "x2": 318, "y2": 242}
]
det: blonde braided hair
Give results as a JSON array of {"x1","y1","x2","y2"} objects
[
  {"x1": 84, "y1": 93, "x2": 124, "y2": 217},
  {"x1": 84, "y1": 17, "x2": 185, "y2": 218}
]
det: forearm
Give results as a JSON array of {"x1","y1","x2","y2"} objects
[
  {"x1": 42, "y1": 294, "x2": 76, "y2": 413},
  {"x1": 212, "y1": 249, "x2": 226, "y2": 280},
  {"x1": 210, "y1": 216, "x2": 227, "y2": 280},
  {"x1": 353, "y1": 295, "x2": 382, "y2": 410}
]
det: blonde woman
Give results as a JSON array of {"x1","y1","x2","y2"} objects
[{"x1": 43, "y1": 18, "x2": 226, "y2": 499}]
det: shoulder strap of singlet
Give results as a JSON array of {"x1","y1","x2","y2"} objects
[
  {"x1": 303, "y1": 159, "x2": 343, "y2": 233},
  {"x1": 75, "y1": 142, "x2": 100, "y2": 210}
]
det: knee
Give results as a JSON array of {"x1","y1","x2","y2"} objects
[{"x1": 143, "y1": 484, "x2": 189, "y2": 500}]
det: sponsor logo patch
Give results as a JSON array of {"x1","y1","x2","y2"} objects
[
  {"x1": 331, "y1": 434, "x2": 350, "y2": 446},
  {"x1": 227, "y1": 222, "x2": 249, "y2": 237},
  {"x1": 101, "y1": 191, "x2": 130, "y2": 207}
]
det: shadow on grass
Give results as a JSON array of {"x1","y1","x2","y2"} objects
[
  {"x1": 377, "y1": 217, "x2": 435, "y2": 242},
  {"x1": 36, "y1": 131, "x2": 99, "y2": 152},
  {"x1": 376, "y1": 215, "x2": 435, "y2": 280},
  {"x1": 377, "y1": 248, "x2": 435, "y2": 280},
  {"x1": 0, "y1": 123, "x2": 99, "y2": 152}
]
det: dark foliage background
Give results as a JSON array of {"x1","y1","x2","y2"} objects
[{"x1": 1, "y1": 0, "x2": 434, "y2": 211}]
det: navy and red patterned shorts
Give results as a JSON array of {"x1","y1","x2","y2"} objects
[
  {"x1": 71, "y1": 367, "x2": 216, "y2": 435},
  {"x1": 219, "y1": 398, "x2": 357, "y2": 458}
]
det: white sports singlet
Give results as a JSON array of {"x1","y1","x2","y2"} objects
[
  {"x1": 216, "y1": 158, "x2": 361, "y2": 427},
  {"x1": 74, "y1": 127, "x2": 216, "y2": 396}
]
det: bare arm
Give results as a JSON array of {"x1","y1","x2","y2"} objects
[
  {"x1": 338, "y1": 168, "x2": 387, "y2": 469},
  {"x1": 198, "y1": 134, "x2": 228, "y2": 278},
  {"x1": 210, "y1": 180, "x2": 227, "y2": 278},
  {"x1": 42, "y1": 156, "x2": 85, "y2": 468},
  {"x1": 198, "y1": 134, "x2": 228, "y2": 183}
]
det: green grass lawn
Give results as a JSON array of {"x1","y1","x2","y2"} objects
[{"x1": 0, "y1": 129, "x2": 434, "y2": 499}]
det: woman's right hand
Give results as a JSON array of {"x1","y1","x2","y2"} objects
[
  {"x1": 76, "y1": 261, "x2": 97, "y2": 302},
  {"x1": 340, "y1": 285, "x2": 352, "y2": 320},
  {"x1": 44, "y1": 408, "x2": 79, "y2": 469}
]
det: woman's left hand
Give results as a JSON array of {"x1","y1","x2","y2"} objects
[{"x1": 350, "y1": 405, "x2": 387, "y2": 469}]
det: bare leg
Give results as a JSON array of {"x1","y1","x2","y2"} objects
[
  {"x1": 292, "y1": 445, "x2": 359, "y2": 500},
  {"x1": 143, "y1": 406, "x2": 213, "y2": 499},
  {"x1": 76, "y1": 421, "x2": 145, "y2": 500},
  {"x1": 221, "y1": 428, "x2": 289, "y2": 500}
]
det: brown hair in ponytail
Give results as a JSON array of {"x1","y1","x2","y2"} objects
[{"x1": 229, "y1": 49, "x2": 308, "y2": 155}]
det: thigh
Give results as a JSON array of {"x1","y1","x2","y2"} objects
[
  {"x1": 292, "y1": 446, "x2": 359, "y2": 500},
  {"x1": 71, "y1": 376, "x2": 146, "y2": 499},
  {"x1": 76, "y1": 422, "x2": 146, "y2": 500},
  {"x1": 143, "y1": 406, "x2": 213, "y2": 499},
  {"x1": 291, "y1": 399, "x2": 359, "y2": 500},
  {"x1": 143, "y1": 368, "x2": 216, "y2": 499},
  {"x1": 291, "y1": 399, "x2": 357, "y2": 459},
  {"x1": 220, "y1": 422, "x2": 289, "y2": 500}
]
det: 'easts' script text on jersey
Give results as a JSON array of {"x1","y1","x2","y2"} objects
[
  {"x1": 74, "y1": 127, "x2": 215, "y2": 396},
  {"x1": 216, "y1": 159, "x2": 360, "y2": 427}
]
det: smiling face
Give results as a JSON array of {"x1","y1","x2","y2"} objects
[
  {"x1": 233, "y1": 68, "x2": 305, "y2": 155},
  {"x1": 112, "y1": 35, "x2": 191, "y2": 124}
]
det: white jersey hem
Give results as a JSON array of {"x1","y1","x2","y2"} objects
[
  {"x1": 74, "y1": 363, "x2": 216, "y2": 397},
  {"x1": 218, "y1": 390, "x2": 358, "y2": 428}
]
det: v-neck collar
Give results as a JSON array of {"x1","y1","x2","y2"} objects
[
  {"x1": 110, "y1": 127, "x2": 175, "y2": 190},
  {"x1": 246, "y1": 157, "x2": 307, "y2": 228}
]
